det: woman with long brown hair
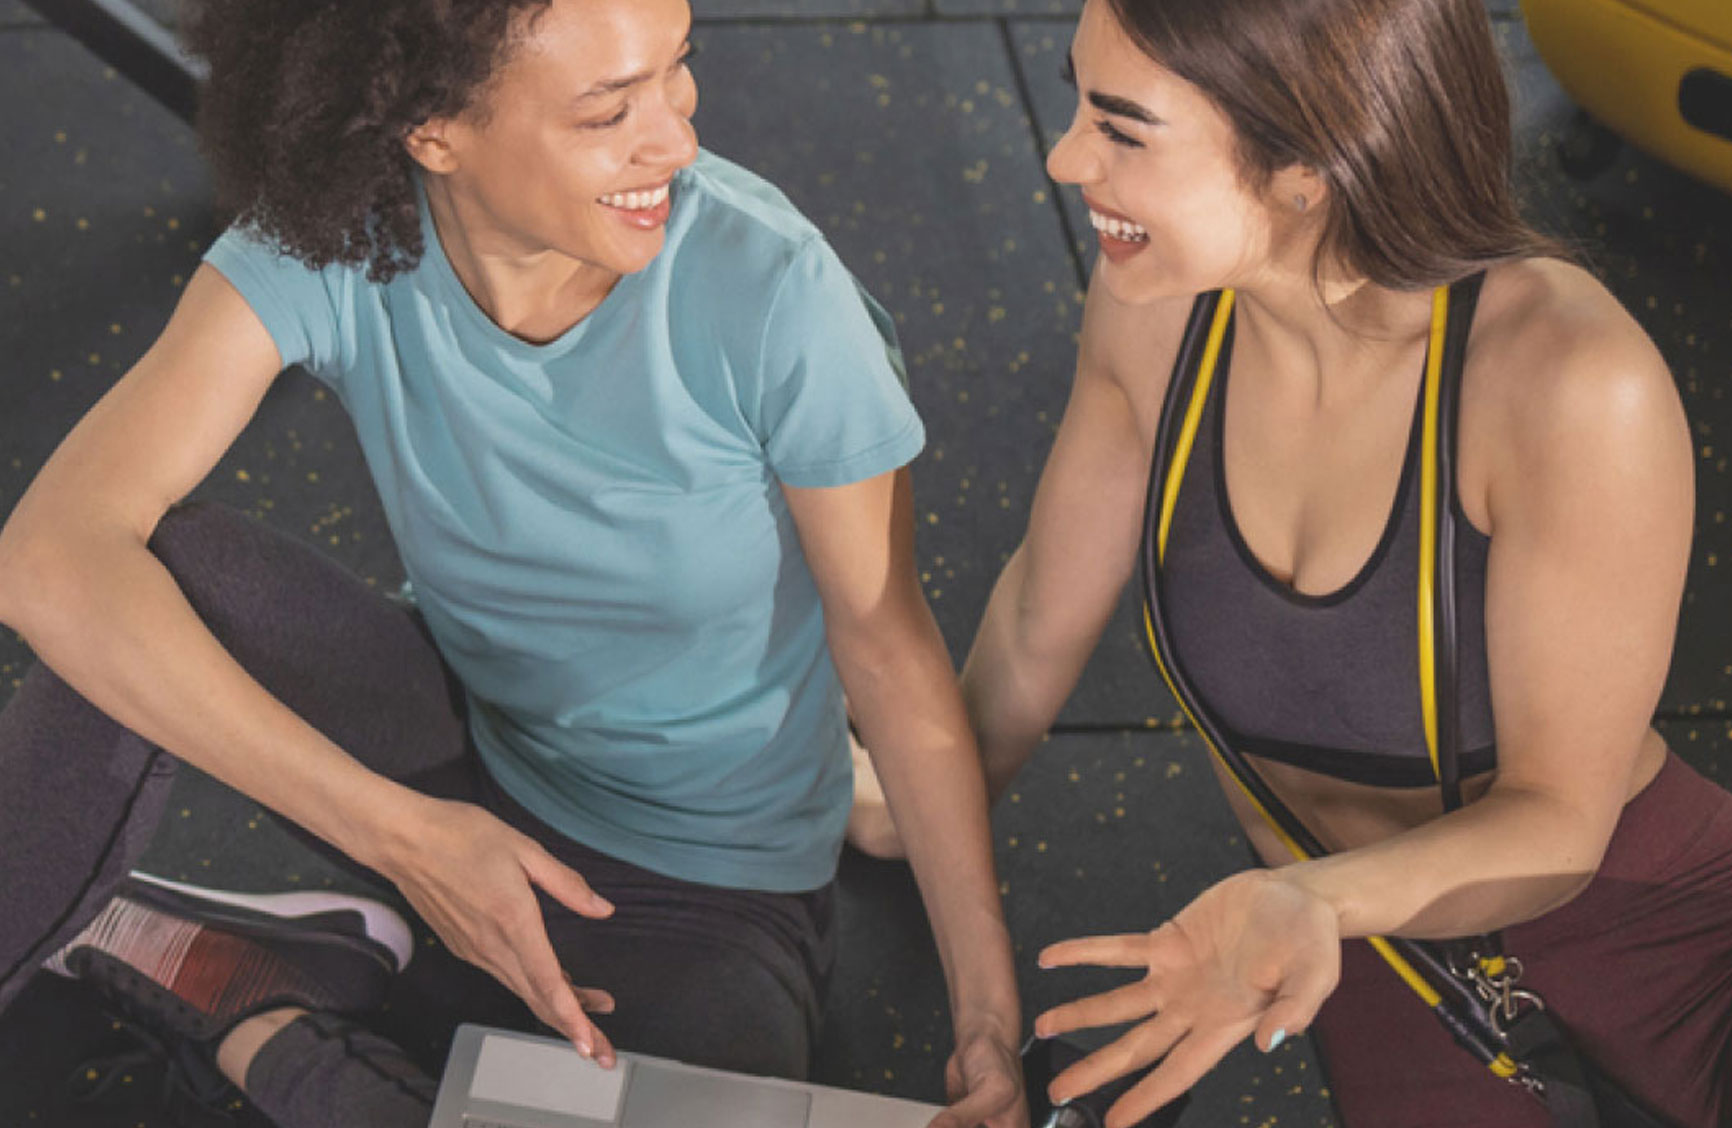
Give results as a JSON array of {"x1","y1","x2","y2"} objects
[{"x1": 858, "y1": 0, "x2": 1732, "y2": 1122}]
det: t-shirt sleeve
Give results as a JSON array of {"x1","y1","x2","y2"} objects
[
  {"x1": 751, "y1": 237, "x2": 925, "y2": 488},
  {"x1": 202, "y1": 225, "x2": 341, "y2": 378}
]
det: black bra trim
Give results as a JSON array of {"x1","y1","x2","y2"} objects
[
  {"x1": 1209, "y1": 315, "x2": 1429, "y2": 608},
  {"x1": 1229, "y1": 730, "x2": 1499, "y2": 789}
]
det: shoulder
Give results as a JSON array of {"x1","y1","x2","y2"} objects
[
  {"x1": 1460, "y1": 258, "x2": 1690, "y2": 534},
  {"x1": 663, "y1": 151, "x2": 829, "y2": 294},
  {"x1": 659, "y1": 152, "x2": 886, "y2": 367},
  {"x1": 202, "y1": 223, "x2": 363, "y2": 372},
  {"x1": 205, "y1": 222, "x2": 370, "y2": 288}
]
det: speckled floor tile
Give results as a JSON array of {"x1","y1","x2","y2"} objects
[
  {"x1": 1008, "y1": 19, "x2": 1090, "y2": 262},
  {"x1": 935, "y1": 0, "x2": 1080, "y2": 14}
]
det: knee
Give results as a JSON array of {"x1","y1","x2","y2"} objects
[
  {"x1": 602, "y1": 946, "x2": 816, "y2": 1080},
  {"x1": 147, "y1": 502, "x2": 371, "y2": 640}
]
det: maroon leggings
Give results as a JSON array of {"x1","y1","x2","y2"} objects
[{"x1": 1311, "y1": 752, "x2": 1732, "y2": 1127}]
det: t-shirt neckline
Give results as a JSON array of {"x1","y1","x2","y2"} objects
[{"x1": 414, "y1": 175, "x2": 653, "y2": 361}]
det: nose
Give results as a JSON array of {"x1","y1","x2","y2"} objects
[
  {"x1": 642, "y1": 74, "x2": 700, "y2": 171},
  {"x1": 1044, "y1": 112, "x2": 1098, "y2": 187}
]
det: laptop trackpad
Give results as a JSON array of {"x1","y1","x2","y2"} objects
[{"x1": 620, "y1": 1064, "x2": 811, "y2": 1128}]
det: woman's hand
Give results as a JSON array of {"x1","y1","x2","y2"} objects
[
  {"x1": 369, "y1": 795, "x2": 620, "y2": 1064},
  {"x1": 932, "y1": 1013, "x2": 1028, "y2": 1128},
  {"x1": 1032, "y1": 870, "x2": 1340, "y2": 1127}
]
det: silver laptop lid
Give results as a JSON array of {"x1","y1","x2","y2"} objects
[{"x1": 431, "y1": 1024, "x2": 942, "y2": 1128}]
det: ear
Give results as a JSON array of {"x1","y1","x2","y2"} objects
[
  {"x1": 1269, "y1": 163, "x2": 1327, "y2": 217},
  {"x1": 403, "y1": 117, "x2": 462, "y2": 175}
]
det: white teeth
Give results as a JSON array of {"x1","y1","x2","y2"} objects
[
  {"x1": 1088, "y1": 208, "x2": 1148, "y2": 242},
  {"x1": 598, "y1": 184, "x2": 670, "y2": 211}
]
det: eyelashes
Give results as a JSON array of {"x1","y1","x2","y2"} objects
[
  {"x1": 1061, "y1": 55, "x2": 1142, "y2": 148},
  {"x1": 581, "y1": 42, "x2": 700, "y2": 131},
  {"x1": 1095, "y1": 119, "x2": 1141, "y2": 148}
]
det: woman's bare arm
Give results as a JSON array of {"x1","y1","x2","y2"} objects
[
  {"x1": 0, "y1": 264, "x2": 616, "y2": 1058},
  {"x1": 962, "y1": 274, "x2": 1192, "y2": 799},
  {"x1": 784, "y1": 467, "x2": 1025, "y2": 1128}
]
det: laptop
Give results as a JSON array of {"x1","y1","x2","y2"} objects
[{"x1": 429, "y1": 1024, "x2": 945, "y2": 1128}]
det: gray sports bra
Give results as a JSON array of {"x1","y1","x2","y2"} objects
[{"x1": 1149, "y1": 278, "x2": 1496, "y2": 788}]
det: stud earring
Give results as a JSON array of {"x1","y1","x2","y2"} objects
[{"x1": 1293, "y1": 194, "x2": 1310, "y2": 213}]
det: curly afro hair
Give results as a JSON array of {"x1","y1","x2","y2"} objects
[{"x1": 184, "y1": 0, "x2": 552, "y2": 282}]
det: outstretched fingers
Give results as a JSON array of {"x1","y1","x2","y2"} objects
[
  {"x1": 1034, "y1": 979, "x2": 1161, "y2": 1040},
  {"x1": 1038, "y1": 933, "x2": 1152, "y2": 972},
  {"x1": 1047, "y1": 1012, "x2": 1185, "y2": 1106},
  {"x1": 1099, "y1": 1023, "x2": 1246, "y2": 1128}
]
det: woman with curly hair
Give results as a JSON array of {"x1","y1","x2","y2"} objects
[
  {"x1": 849, "y1": 0, "x2": 1732, "y2": 1122},
  {"x1": 0, "y1": 1, "x2": 1025, "y2": 1125}
]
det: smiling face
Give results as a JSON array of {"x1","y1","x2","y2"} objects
[
  {"x1": 1047, "y1": 0, "x2": 1311, "y2": 305},
  {"x1": 410, "y1": 0, "x2": 700, "y2": 279}
]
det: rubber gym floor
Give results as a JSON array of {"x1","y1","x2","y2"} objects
[{"x1": 1, "y1": 1, "x2": 1729, "y2": 1125}]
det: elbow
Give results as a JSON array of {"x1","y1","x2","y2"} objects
[{"x1": 0, "y1": 517, "x2": 75, "y2": 637}]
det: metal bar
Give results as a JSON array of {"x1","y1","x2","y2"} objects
[{"x1": 18, "y1": 0, "x2": 204, "y2": 125}]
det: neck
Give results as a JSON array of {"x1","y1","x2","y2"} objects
[
  {"x1": 422, "y1": 175, "x2": 620, "y2": 345},
  {"x1": 1230, "y1": 260, "x2": 1436, "y2": 409}
]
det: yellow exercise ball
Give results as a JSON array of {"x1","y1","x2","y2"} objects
[{"x1": 1522, "y1": 0, "x2": 1732, "y2": 194}]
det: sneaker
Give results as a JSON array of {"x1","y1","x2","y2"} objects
[{"x1": 45, "y1": 872, "x2": 414, "y2": 1045}]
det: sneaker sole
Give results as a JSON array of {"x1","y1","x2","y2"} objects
[{"x1": 123, "y1": 872, "x2": 415, "y2": 972}]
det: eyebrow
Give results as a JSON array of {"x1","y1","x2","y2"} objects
[
  {"x1": 572, "y1": 36, "x2": 694, "y2": 103},
  {"x1": 1088, "y1": 90, "x2": 1162, "y2": 125},
  {"x1": 573, "y1": 70, "x2": 654, "y2": 102},
  {"x1": 1066, "y1": 50, "x2": 1163, "y2": 125}
]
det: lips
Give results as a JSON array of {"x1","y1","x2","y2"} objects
[
  {"x1": 1081, "y1": 193, "x2": 1150, "y2": 263},
  {"x1": 597, "y1": 182, "x2": 671, "y2": 211},
  {"x1": 1081, "y1": 193, "x2": 1149, "y2": 243},
  {"x1": 597, "y1": 180, "x2": 674, "y2": 231}
]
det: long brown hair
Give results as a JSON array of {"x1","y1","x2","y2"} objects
[{"x1": 1105, "y1": 0, "x2": 1567, "y2": 291}]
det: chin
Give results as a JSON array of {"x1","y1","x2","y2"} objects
[
  {"x1": 612, "y1": 234, "x2": 668, "y2": 277},
  {"x1": 1095, "y1": 263, "x2": 1179, "y2": 306},
  {"x1": 1097, "y1": 252, "x2": 1227, "y2": 307}
]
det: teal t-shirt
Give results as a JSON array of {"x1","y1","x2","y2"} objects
[{"x1": 204, "y1": 151, "x2": 925, "y2": 892}]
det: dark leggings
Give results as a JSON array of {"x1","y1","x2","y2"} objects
[
  {"x1": 1311, "y1": 751, "x2": 1732, "y2": 1128},
  {"x1": 0, "y1": 503, "x2": 836, "y2": 1128}
]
